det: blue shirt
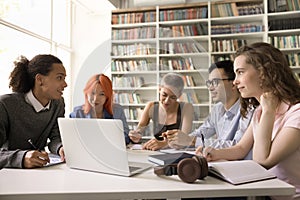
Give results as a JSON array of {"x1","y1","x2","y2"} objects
[
  {"x1": 190, "y1": 100, "x2": 253, "y2": 159},
  {"x1": 69, "y1": 104, "x2": 130, "y2": 144}
]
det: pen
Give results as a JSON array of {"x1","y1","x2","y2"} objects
[
  {"x1": 28, "y1": 139, "x2": 40, "y2": 151},
  {"x1": 201, "y1": 133, "x2": 205, "y2": 153},
  {"x1": 28, "y1": 139, "x2": 49, "y2": 163}
]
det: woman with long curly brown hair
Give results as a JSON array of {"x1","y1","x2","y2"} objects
[{"x1": 197, "y1": 42, "x2": 300, "y2": 200}]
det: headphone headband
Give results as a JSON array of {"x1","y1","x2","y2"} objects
[{"x1": 153, "y1": 156, "x2": 208, "y2": 183}]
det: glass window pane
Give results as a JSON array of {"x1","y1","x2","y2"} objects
[
  {"x1": 53, "y1": 0, "x2": 71, "y2": 46},
  {"x1": 0, "y1": 0, "x2": 51, "y2": 38},
  {"x1": 0, "y1": 24, "x2": 50, "y2": 95}
]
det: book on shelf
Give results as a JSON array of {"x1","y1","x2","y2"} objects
[
  {"x1": 214, "y1": 1, "x2": 263, "y2": 17},
  {"x1": 231, "y1": 2, "x2": 239, "y2": 16},
  {"x1": 159, "y1": 7, "x2": 208, "y2": 21},
  {"x1": 112, "y1": 11, "x2": 156, "y2": 25},
  {"x1": 269, "y1": 18, "x2": 300, "y2": 31},
  {"x1": 294, "y1": 72, "x2": 300, "y2": 82},
  {"x1": 269, "y1": 0, "x2": 300, "y2": 12},
  {"x1": 208, "y1": 160, "x2": 276, "y2": 185},
  {"x1": 182, "y1": 75, "x2": 196, "y2": 87},
  {"x1": 126, "y1": 107, "x2": 144, "y2": 120}
]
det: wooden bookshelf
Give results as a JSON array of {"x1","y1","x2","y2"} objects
[{"x1": 111, "y1": 0, "x2": 300, "y2": 137}]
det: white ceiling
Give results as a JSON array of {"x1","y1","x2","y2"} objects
[{"x1": 72, "y1": 0, "x2": 116, "y2": 14}]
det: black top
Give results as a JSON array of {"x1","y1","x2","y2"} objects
[{"x1": 153, "y1": 102, "x2": 184, "y2": 140}]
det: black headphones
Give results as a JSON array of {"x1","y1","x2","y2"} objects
[{"x1": 154, "y1": 156, "x2": 208, "y2": 183}]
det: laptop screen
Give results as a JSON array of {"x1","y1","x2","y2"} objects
[{"x1": 58, "y1": 118, "x2": 133, "y2": 176}]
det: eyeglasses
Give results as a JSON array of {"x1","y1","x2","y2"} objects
[{"x1": 205, "y1": 78, "x2": 234, "y2": 88}]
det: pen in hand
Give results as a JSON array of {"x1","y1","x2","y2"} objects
[
  {"x1": 28, "y1": 139, "x2": 50, "y2": 162},
  {"x1": 28, "y1": 139, "x2": 40, "y2": 151},
  {"x1": 201, "y1": 133, "x2": 205, "y2": 153},
  {"x1": 24, "y1": 139, "x2": 50, "y2": 168},
  {"x1": 197, "y1": 134, "x2": 213, "y2": 159}
]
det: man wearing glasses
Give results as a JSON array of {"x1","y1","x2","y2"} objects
[{"x1": 165, "y1": 60, "x2": 254, "y2": 159}]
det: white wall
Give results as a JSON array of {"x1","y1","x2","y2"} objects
[
  {"x1": 70, "y1": 1, "x2": 115, "y2": 113},
  {"x1": 68, "y1": 0, "x2": 208, "y2": 114}
]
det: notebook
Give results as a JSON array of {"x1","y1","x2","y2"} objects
[
  {"x1": 58, "y1": 118, "x2": 153, "y2": 176},
  {"x1": 208, "y1": 160, "x2": 276, "y2": 185}
]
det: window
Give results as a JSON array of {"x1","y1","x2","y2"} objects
[{"x1": 0, "y1": 0, "x2": 72, "y2": 113}]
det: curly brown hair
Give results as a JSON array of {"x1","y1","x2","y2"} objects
[
  {"x1": 9, "y1": 54, "x2": 62, "y2": 93},
  {"x1": 234, "y1": 42, "x2": 300, "y2": 117}
]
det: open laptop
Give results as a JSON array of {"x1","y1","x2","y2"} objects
[{"x1": 58, "y1": 118, "x2": 153, "y2": 176}]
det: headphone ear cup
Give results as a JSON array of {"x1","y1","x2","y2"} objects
[
  {"x1": 193, "y1": 156, "x2": 208, "y2": 179},
  {"x1": 177, "y1": 158, "x2": 201, "y2": 183}
]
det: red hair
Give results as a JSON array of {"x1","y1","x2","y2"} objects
[{"x1": 82, "y1": 74, "x2": 113, "y2": 115}]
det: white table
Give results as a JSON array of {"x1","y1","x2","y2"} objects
[{"x1": 0, "y1": 150, "x2": 295, "y2": 200}]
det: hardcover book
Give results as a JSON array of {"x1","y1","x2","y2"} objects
[{"x1": 148, "y1": 152, "x2": 194, "y2": 165}]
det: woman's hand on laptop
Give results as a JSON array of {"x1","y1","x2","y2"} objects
[{"x1": 59, "y1": 146, "x2": 65, "y2": 162}]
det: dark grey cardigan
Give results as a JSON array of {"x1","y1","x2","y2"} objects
[{"x1": 0, "y1": 93, "x2": 65, "y2": 168}]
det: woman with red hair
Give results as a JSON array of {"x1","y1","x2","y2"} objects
[{"x1": 70, "y1": 74, "x2": 130, "y2": 144}]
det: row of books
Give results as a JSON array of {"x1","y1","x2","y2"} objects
[
  {"x1": 268, "y1": 18, "x2": 300, "y2": 31},
  {"x1": 159, "y1": 24, "x2": 208, "y2": 38},
  {"x1": 182, "y1": 75, "x2": 196, "y2": 87},
  {"x1": 268, "y1": 35, "x2": 300, "y2": 49},
  {"x1": 268, "y1": 0, "x2": 300, "y2": 12},
  {"x1": 111, "y1": 25, "x2": 299, "y2": 42},
  {"x1": 112, "y1": 76, "x2": 145, "y2": 88},
  {"x1": 114, "y1": 90, "x2": 200, "y2": 106},
  {"x1": 159, "y1": 7, "x2": 208, "y2": 21},
  {"x1": 179, "y1": 91, "x2": 200, "y2": 104},
  {"x1": 160, "y1": 42, "x2": 207, "y2": 54},
  {"x1": 112, "y1": 75, "x2": 203, "y2": 89},
  {"x1": 212, "y1": 54, "x2": 234, "y2": 63},
  {"x1": 111, "y1": 44, "x2": 156, "y2": 56},
  {"x1": 112, "y1": 27, "x2": 156, "y2": 40},
  {"x1": 211, "y1": 24, "x2": 264, "y2": 35},
  {"x1": 112, "y1": 0, "x2": 299, "y2": 25},
  {"x1": 211, "y1": 39, "x2": 247, "y2": 52},
  {"x1": 211, "y1": 2, "x2": 263, "y2": 18},
  {"x1": 285, "y1": 0, "x2": 300, "y2": 11},
  {"x1": 111, "y1": 60, "x2": 156, "y2": 72},
  {"x1": 123, "y1": 107, "x2": 143, "y2": 121},
  {"x1": 112, "y1": 11, "x2": 156, "y2": 25},
  {"x1": 212, "y1": 52, "x2": 300, "y2": 67},
  {"x1": 286, "y1": 53, "x2": 300, "y2": 67},
  {"x1": 159, "y1": 57, "x2": 195, "y2": 71},
  {"x1": 114, "y1": 93, "x2": 142, "y2": 104}
]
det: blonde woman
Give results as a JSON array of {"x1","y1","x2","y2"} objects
[{"x1": 129, "y1": 72, "x2": 194, "y2": 151}]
